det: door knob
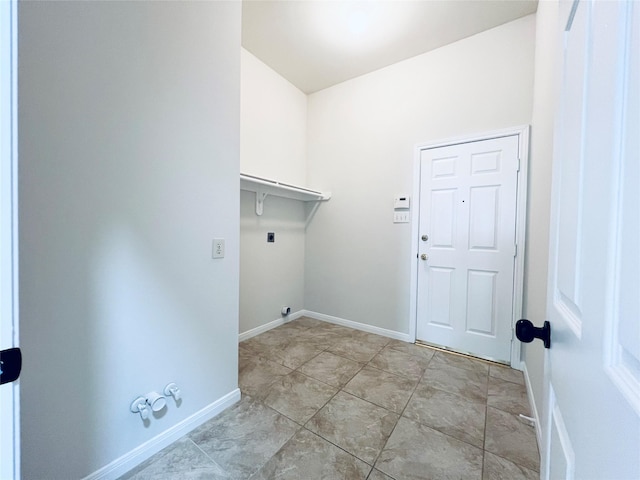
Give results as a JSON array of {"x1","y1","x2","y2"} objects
[
  {"x1": 420, "y1": 253, "x2": 428, "y2": 261},
  {"x1": 421, "y1": 234, "x2": 429, "y2": 241},
  {"x1": 515, "y1": 319, "x2": 551, "y2": 348},
  {"x1": 0, "y1": 348, "x2": 22, "y2": 385}
]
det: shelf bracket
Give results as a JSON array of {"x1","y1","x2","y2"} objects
[
  {"x1": 255, "y1": 190, "x2": 268, "y2": 216},
  {"x1": 305, "y1": 201, "x2": 322, "y2": 230},
  {"x1": 240, "y1": 173, "x2": 330, "y2": 216}
]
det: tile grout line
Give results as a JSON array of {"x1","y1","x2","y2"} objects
[
  {"x1": 297, "y1": 333, "x2": 422, "y2": 472},
  {"x1": 241, "y1": 395, "x2": 305, "y2": 479},
  {"x1": 297, "y1": 327, "x2": 494, "y2": 459},
  {"x1": 241, "y1": 319, "x2": 538, "y2": 477},
  {"x1": 131, "y1": 318, "x2": 536, "y2": 479},
  {"x1": 366, "y1": 347, "x2": 435, "y2": 472},
  {"x1": 400, "y1": 353, "x2": 491, "y2": 452},
  {"x1": 298, "y1": 427, "x2": 376, "y2": 476},
  {"x1": 481, "y1": 358, "x2": 491, "y2": 477},
  {"x1": 187, "y1": 437, "x2": 230, "y2": 476}
]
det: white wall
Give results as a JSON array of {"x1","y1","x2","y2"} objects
[
  {"x1": 305, "y1": 15, "x2": 536, "y2": 334},
  {"x1": 522, "y1": 0, "x2": 561, "y2": 429},
  {"x1": 18, "y1": 2, "x2": 241, "y2": 478},
  {"x1": 240, "y1": 192, "x2": 306, "y2": 334},
  {"x1": 240, "y1": 49, "x2": 308, "y2": 334},
  {"x1": 241, "y1": 48, "x2": 307, "y2": 185}
]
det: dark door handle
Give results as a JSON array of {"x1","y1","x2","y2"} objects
[
  {"x1": 0, "y1": 347, "x2": 22, "y2": 385},
  {"x1": 516, "y1": 319, "x2": 551, "y2": 349}
]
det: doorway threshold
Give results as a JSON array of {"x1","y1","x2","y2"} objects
[{"x1": 415, "y1": 340, "x2": 509, "y2": 367}]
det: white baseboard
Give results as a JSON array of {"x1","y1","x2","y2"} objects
[
  {"x1": 238, "y1": 310, "x2": 411, "y2": 343},
  {"x1": 238, "y1": 310, "x2": 305, "y2": 342},
  {"x1": 83, "y1": 388, "x2": 241, "y2": 480},
  {"x1": 93, "y1": 311, "x2": 408, "y2": 480},
  {"x1": 301, "y1": 310, "x2": 411, "y2": 342},
  {"x1": 521, "y1": 360, "x2": 543, "y2": 454}
]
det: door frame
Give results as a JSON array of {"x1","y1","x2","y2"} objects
[
  {"x1": 409, "y1": 125, "x2": 530, "y2": 368},
  {"x1": 1, "y1": 0, "x2": 20, "y2": 477}
]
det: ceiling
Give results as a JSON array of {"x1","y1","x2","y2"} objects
[{"x1": 242, "y1": 0, "x2": 538, "y2": 94}]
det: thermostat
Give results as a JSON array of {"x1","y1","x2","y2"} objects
[{"x1": 394, "y1": 195, "x2": 410, "y2": 210}]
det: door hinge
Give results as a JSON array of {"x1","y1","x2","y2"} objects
[
  {"x1": 517, "y1": 157, "x2": 521, "y2": 172},
  {"x1": 514, "y1": 244, "x2": 518, "y2": 257}
]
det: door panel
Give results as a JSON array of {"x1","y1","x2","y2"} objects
[
  {"x1": 428, "y1": 267, "x2": 454, "y2": 327},
  {"x1": 548, "y1": 387, "x2": 575, "y2": 479},
  {"x1": 416, "y1": 135, "x2": 519, "y2": 362},
  {"x1": 543, "y1": 1, "x2": 639, "y2": 478},
  {"x1": 466, "y1": 270, "x2": 497, "y2": 335},
  {"x1": 468, "y1": 185, "x2": 499, "y2": 249},
  {"x1": 430, "y1": 189, "x2": 456, "y2": 247},
  {"x1": 604, "y1": 0, "x2": 640, "y2": 415}
]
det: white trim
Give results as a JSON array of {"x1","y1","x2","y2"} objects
[
  {"x1": 603, "y1": 0, "x2": 640, "y2": 417},
  {"x1": 301, "y1": 310, "x2": 411, "y2": 342},
  {"x1": 541, "y1": 379, "x2": 554, "y2": 480},
  {"x1": 238, "y1": 310, "x2": 305, "y2": 342},
  {"x1": 546, "y1": 385, "x2": 575, "y2": 480},
  {"x1": 408, "y1": 146, "x2": 421, "y2": 343},
  {"x1": 511, "y1": 125, "x2": 530, "y2": 367},
  {"x1": 83, "y1": 389, "x2": 241, "y2": 480},
  {"x1": 413, "y1": 125, "x2": 530, "y2": 151},
  {"x1": 605, "y1": 362, "x2": 640, "y2": 417},
  {"x1": 238, "y1": 310, "x2": 411, "y2": 344},
  {"x1": 521, "y1": 359, "x2": 543, "y2": 454},
  {"x1": 0, "y1": 1, "x2": 19, "y2": 478},
  {"x1": 409, "y1": 125, "x2": 530, "y2": 367}
]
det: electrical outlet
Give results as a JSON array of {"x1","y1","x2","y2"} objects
[
  {"x1": 212, "y1": 238, "x2": 225, "y2": 258},
  {"x1": 393, "y1": 212, "x2": 410, "y2": 223}
]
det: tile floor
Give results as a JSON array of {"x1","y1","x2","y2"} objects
[{"x1": 121, "y1": 317, "x2": 539, "y2": 479}]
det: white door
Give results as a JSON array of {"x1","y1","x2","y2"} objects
[
  {"x1": 542, "y1": 1, "x2": 639, "y2": 478},
  {"x1": 416, "y1": 134, "x2": 520, "y2": 363},
  {"x1": 0, "y1": 1, "x2": 20, "y2": 478}
]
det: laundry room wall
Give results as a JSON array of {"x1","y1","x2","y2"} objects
[
  {"x1": 305, "y1": 15, "x2": 536, "y2": 335},
  {"x1": 240, "y1": 49, "x2": 309, "y2": 335},
  {"x1": 19, "y1": 1, "x2": 241, "y2": 478}
]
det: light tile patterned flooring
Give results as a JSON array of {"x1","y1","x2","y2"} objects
[{"x1": 122, "y1": 317, "x2": 539, "y2": 479}]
